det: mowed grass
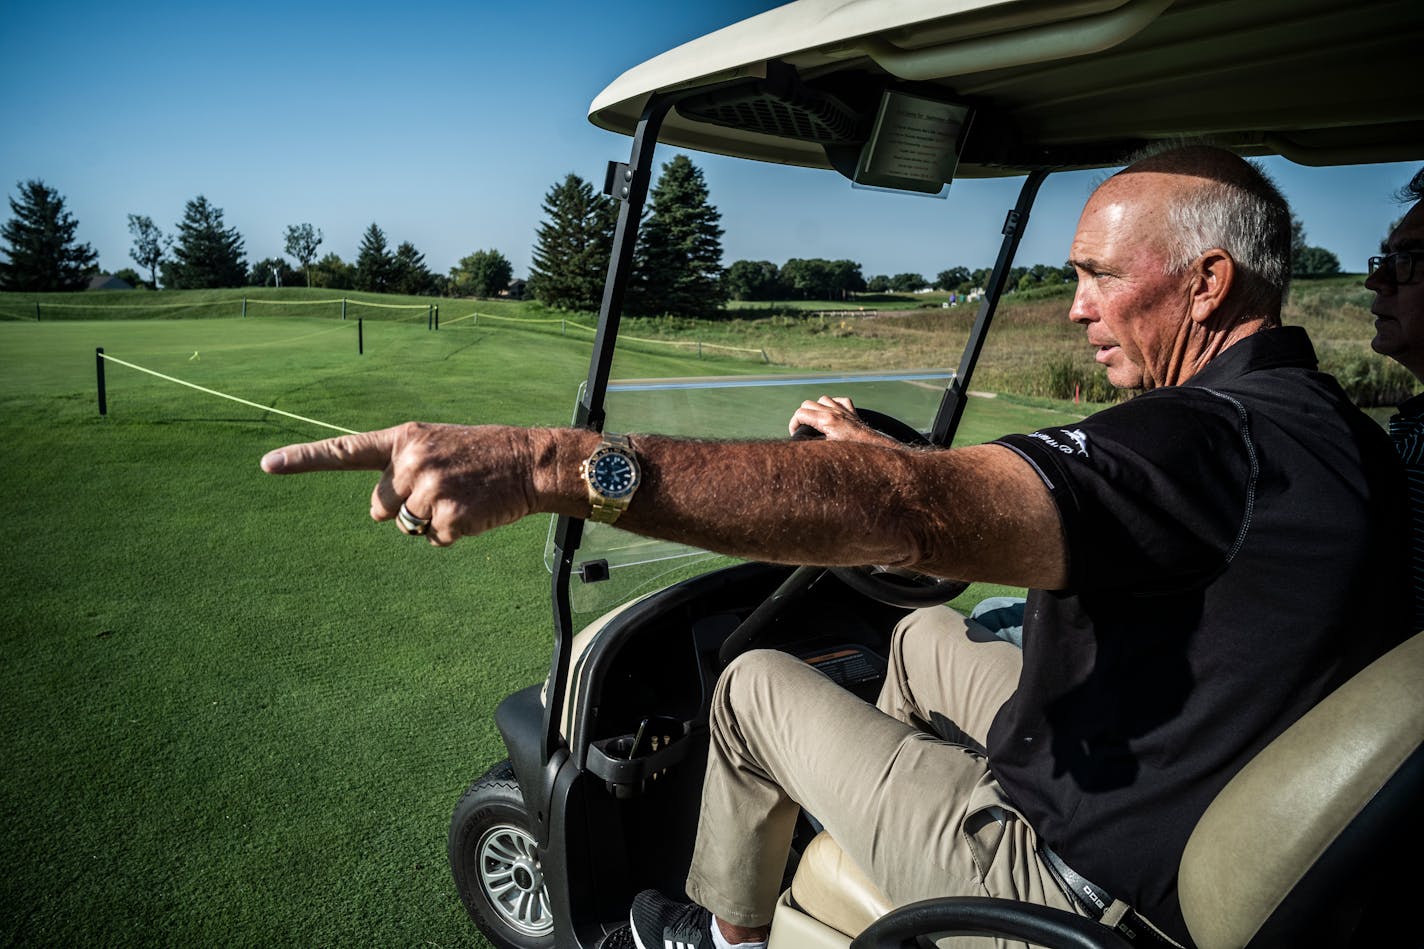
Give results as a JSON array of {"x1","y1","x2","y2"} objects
[{"x1": 0, "y1": 306, "x2": 1092, "y2": 946}]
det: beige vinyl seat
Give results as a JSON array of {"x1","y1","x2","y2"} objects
[{"x1": 770, "y1": 630, "x2": 1424, "y2": 948}]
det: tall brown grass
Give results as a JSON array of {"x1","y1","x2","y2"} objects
[{"x1": 726, "y1": 279, "x2": 1415, "y2": 408}]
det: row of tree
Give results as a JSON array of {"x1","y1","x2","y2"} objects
[
  {"x1": 720, "y1": 260, "x2": 1080, "y2": 300},
  {"x1": 0, "y1": 179, "x2": 517, "y2": 297},
  {"x1": 0, "y1": 171, "x2": 1347, "y2": 302}
]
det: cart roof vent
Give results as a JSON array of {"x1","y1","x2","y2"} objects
[{"x1": 677, "y1": 61, "x2": 868, "y2": 146}]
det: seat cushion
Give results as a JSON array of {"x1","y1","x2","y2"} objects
[
  {"x1": 1179, "y1": 630, "x2": 1424, "y2": 948},
  {"x1": 790, "y1": 831, "x2": 894, "y2": 938}
]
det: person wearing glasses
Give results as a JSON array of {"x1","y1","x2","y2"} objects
[{"x1": 1367, "y1": 166, "x2": 1424, "y2": 629}]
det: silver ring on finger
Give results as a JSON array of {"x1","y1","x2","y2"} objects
[{"x1": 396, "y1": 502, "x2": 431, "y2": 536}]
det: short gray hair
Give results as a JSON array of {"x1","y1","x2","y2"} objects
[{"x1": 1121, "y1": 144, "x2": 1292, "y2": 316}]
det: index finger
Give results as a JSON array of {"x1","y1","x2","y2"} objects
[{"x1": 260, "y1": 426, "x2": 402, "y2": 474}]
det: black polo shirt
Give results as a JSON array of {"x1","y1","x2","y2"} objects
[{"x1": 988, "y1": 326, "x2": 1409, "y2": 946}]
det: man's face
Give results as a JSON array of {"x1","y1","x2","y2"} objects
[
  {"x1": 1067, "y1": 174, "x2": 1196, "y2": 390},
  {"x1": 1367, "y1": 202, "x2": 1424, "y2": 380}
]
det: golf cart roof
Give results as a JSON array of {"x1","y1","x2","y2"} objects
[{"x1": 589, "y1": 0, "x2": 1424, "y2": 177}]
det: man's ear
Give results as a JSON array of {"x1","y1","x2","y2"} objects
[{"x1": 1189, "y1": 249, "x2": 1234, "y2": 324}]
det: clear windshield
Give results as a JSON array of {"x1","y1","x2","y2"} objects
[{"x1": 545, "y1": 368, "x2": 953, "y2": 627}]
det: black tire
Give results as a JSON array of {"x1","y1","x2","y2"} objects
[{"x1": 449, "y1": 759, "x2": 556, "y2": 949}]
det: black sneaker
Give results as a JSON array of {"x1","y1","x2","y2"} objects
[{"x1": 628, "y1": 889, "x2": 713, "y2": 949}]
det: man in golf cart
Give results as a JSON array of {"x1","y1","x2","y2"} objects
[
  {"x1": 1369, "y1": 166, "x2": 1424, "y2": 629},
  {"x1": 260, "y1": 145, "x2": 1410, "y2": 948}
]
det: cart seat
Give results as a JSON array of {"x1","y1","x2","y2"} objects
[
  {"x1": 789, "y1": 830, "x2": 893, "y2": 939},
  {"x1": 774, "y1": 629, "x2": 1424, "y2": 948}
]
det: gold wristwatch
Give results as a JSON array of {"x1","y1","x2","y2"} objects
[{"x1": 579, "y1": 433, "x2": 641, "y2": 525}]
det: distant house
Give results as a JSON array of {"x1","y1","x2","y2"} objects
[{"x1": 87, "y1": 274, "x2": 134, "y2": 291}]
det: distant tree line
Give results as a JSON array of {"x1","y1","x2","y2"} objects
[
  {"x1": 724, "y1": 260, "x2": 1080, "y2": 301},
  {"x1": 0, "y1": 174, "x2": 1346, "y2": 301}
]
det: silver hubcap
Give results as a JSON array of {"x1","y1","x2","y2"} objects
[{"x1": 477, "y1": 822, "x2": 553, "y2": 937}]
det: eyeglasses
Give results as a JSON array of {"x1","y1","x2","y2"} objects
[{"x1": 1368, "y1": 251, "x2": 1424, "y2": 286}]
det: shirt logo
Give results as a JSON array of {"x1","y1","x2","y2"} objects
[{"x1": 1027, "y1": 428, "x2": 1091, "y2": 457}]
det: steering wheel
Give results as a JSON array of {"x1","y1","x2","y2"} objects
[{"x1": 794, "y1": 408, "x2": 971, "y2": 609}]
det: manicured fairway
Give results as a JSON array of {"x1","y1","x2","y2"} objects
[{"x1": 0, "y1": 314, "x2": 1073, "y2": 946}]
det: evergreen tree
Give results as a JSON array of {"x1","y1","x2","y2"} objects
[
  {"x1": 390, "y1": 241, "x2": 432, "y2": 295},
  {"x1": 450, "y1": 249, "x2": 512, "y2": 298},
  {"x1": 283, "y1": 223, "x2": 322, "y2": 287},
  {"x1": 354, "y1": 223, "x2": 394, "y2": 292},
  {"x1": 528, "y1": 173, "x2": 617, "y2": 311},
  {"x1": 127, "y1": 213, "x2": 169, "y2": 289},
  {"x1": 631, "y1": 154, "x2": 726, "y2": 316},
  {"x1": 0, "y1": 180, "x2": 98, "y2": 291},
  {"x1": 165, "y1": 196, "x2": 247, "y2": 289}
]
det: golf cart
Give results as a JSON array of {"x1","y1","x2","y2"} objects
[{"x1": 447, "y1": 1, "x2": 1424, "y2": 947}]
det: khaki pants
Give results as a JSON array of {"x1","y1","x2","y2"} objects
[{"x1": 685, "y1": 607, "x2": 1080, "y2": 934}]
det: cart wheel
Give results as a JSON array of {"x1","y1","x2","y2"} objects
[{"x1": 449, "y1": 759, "x2": 555, "y2": 949}]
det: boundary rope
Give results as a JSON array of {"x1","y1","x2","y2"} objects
[
  {"x1": 456, "y1": 311, "x2": 767, "y2": 359},
  {"x1": 31, "y1": 296, "x2": 429, "y2": 312},
  {"x1": 341, "y1": 299, "x2": 429, "y2": 310},
  {"x1": 96, "y1": 352, "x2": 358, "y2": 434},
  {"x1": 241, "y1": 297, "x2": 347, "y2": 306},
  {"x1": 35, "y1": 299, "x2": 224, "y2": 310}
]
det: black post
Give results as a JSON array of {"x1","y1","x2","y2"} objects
[
  {"x1": 96, "y1": 348, "x2": 107, "y2": 415},
  {"x1": 545, "y1": 92, "x2": 676, "y2": 773},
  {"x1": 358, "y1": 318, "x2": 364, "y2": 354},
  {"x1": 35, "y1": 302, "x2": 41, "y2": 321},
  {"x1": 930, "y1": 169, "x2": 1048, "y2": 447},
  {"x1": 434, "y1": 307, "x2": 439, "y2": 330}
]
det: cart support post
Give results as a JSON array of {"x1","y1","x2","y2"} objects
[
  {"x1": 543, "y1": 92, "x2": 676, "y2": 774},
  {"x1": 931, "y1": 169, "x2": 1048, "y2": 446}
]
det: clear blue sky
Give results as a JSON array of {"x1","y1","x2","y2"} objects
[{"x1": 2, "y1": 1, "x2": 1417, "y2": 284}]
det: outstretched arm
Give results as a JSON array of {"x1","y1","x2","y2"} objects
[{"x1": 260, "y1": 422, "x2": 1067, "y2": 589}]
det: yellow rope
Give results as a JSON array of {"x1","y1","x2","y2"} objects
[
  {"x1": 341, "y1": 299, "x2": 430, "y2": 310},
  {"x1": 241, "y1": 298, "x2": 348, "y2": 306},
  {"x1": 452, "y1": 311, "x2": 765, "y2": 357},
  {"x1": 97, "y1": 352, "x2": 358, "y2": 434}
]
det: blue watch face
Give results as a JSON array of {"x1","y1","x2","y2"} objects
[{"x1": 592, "y1": 452, "x2": 637, "y2": 498}]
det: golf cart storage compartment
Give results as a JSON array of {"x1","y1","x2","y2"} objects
[{"x1": 562, "y1": 561, "x2": 907, "y2": 799}]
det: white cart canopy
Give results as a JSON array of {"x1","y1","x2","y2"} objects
[{"x1": 589, "y1": 0, "x2": 1424, "y2": 178}]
